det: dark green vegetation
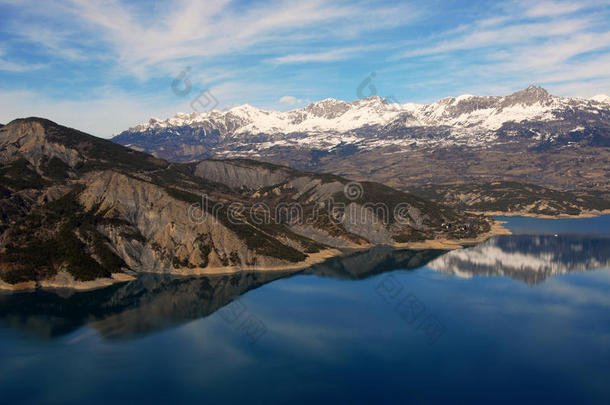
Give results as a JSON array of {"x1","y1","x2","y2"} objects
[
  {"x1": 408, "y1": 181, "x2": 610, "y2": 216},
  {"x1": 1, "y1": 187, "x2": 127, "y2": 283},
  {"x1": 4, "y1": 116, "x2": 605, "y2": 291},
  {"x1": 331, "y1": 181, "x2": 490, "y2": 239},
  {"x1": 0, "y1": 158, "x2": 48, "y2": 190},
  {"x1": 41, "y1": 157, "x2": 70, "y2": 180}
]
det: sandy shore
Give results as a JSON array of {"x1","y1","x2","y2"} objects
[
  {"x1": 39, "y1": 272, "x2": 137, "y2": 291},
  {"x1": 470, "y1": 209, "x2": 610, "y2": 219},
  {"x1": 0, "y1": 273, "x2": 136, "y2": 292},
  {"x1": 169, "y1": 248, "x2": 343, "y2": 276},
  {"x1": 0, "y1": 250, "x2": 342, "y2": 292},
  {"x1": 0, "y1": 280, "x2": 37, "y2": 292},
  {"x1": 0, "y1": 222, "x2": 516, "y2": 292}
]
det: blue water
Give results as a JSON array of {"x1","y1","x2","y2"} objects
[
  {"x1": 1, "y1": 216, "x2": 609, "y2": 404},
  {"x1": 496, "y1": 214, "x2": 610, "y2": 235}
]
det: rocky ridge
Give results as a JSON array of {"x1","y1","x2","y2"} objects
[{"x1": 0, "y1": 118, "x2": 493, "y2": 290}]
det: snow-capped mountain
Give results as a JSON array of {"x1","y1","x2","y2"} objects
[
  {"x1": 136, "y1": 97, "x2": 404, "y2": 135},
  {"x1": 591, "y1": 94, "x2": 610, "y2": 104},
  {"x1": 115, "y1": 86, "x2": 609, "y2": 154},
  {"x1": 113, "y1": 86, "x2": 610, "y2": 189}
]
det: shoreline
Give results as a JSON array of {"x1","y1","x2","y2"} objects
[
  {"x1": 470, "y1": 209, "x2": 610, "y2": 219},
  {"x1": 0, "y1": 273, "x2": 137, "y2": 293},
  {"x1": 0, "y1": 221, "x2": 514, "y2": 293},
  {"x1": 0, "y1": 222, "x2": 511, "y2": 293},
  {"x1": 168, "y1": 248, "x2": 343, "y2": 276},
  {"x1": 4, "y1": 212, "x2": 592, "y2": 293},
  {"x1": 393, "y1": 219, "x2": 512, "y2": 250},
  {"x1": 0, "y1": 249, "x2": 342, "y2": 293}
]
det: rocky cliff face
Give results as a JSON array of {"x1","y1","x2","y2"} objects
[
  {"x1": 0, "y1": 118, "x2": 492, "y2": 290},
  {"x1": 189, "y1": 159, "x2": 491, "y2": 245}
]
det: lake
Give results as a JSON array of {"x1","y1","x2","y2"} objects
[{"x1": 1, "y1": 216, "x2": 609, "y2": 404}]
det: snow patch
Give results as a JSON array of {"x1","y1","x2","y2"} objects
[{"x1": 591, "y1": 94, "x2": 610, "y2": 104}]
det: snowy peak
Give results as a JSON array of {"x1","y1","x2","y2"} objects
[
  {"x1": 116, "y1": 86, "x2": 609, "y2": 145},
  {"x1": 591, "y1": 94, "x2": 610, "y2": 104},
  {"x1": 502, "y1": 85, "x2": 552, "y2": 107},
  {"x1": 301, "y1": 96, "x2": 395, "y2": 119},
  {"x1": 303, "y1": 98, "x2": 350, "y2": 119},
  {"x1": 455, "y1": 94, "x2": 476, "y2": 103},
  {"x1": 226, "y1": 104, "x2": 274, "y2": 123}
]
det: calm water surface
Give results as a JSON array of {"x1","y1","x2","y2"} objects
[{"x1": 1, "y1": 216, "x2": 609, "y2": 404}]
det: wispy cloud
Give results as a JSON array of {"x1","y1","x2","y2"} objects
[
  {"x1": 279, "y1": 95, "x2": 310, "y2": 106},
  {"x1": 268, "y1": 46, "x2": 369, "y2": 64},
  {"x1": 0, "y1": 49, "x2": 46, "y2": 72},
  {"x1": 0, "y1": 88, "x2": 181, "y2": 136},
  {"x1": 394, "y1": 17, "x2": 594, "y2": 59},
  {"x1": 390, "y1": 0, "x2": 610, "y2": 98},
  {"x1": 1, "y1": 0, "x2": 609, "y2": 134},
  {"x1": 522, "y1": 0, "x2": 589, "y2": 17},
  {"x1": 0, "y1": 59, "x2": 46, "y2": 72},
  {"x1": 3, "y1": 0, "x2": 412, "y2": 77}
]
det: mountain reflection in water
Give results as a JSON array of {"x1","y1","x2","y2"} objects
[
  {"x1": 428, "y1": 234, "x2": 610, "y2": 284},
  {"x1": 1, "y1": 235, "x2": 608, "y2": 340}
]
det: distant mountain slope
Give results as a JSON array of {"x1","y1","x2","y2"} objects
[
  {"x1": 113, "y1": 86, "x2": 610, "y2": 190},
  {"x1": 0, "y1": 118, "x2": 492, "y2": 290},
  {"x1": 408, "y1": 182, "x2": 610, "y2": 217}
]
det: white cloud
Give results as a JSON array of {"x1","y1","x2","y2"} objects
[
  {"x1": 0, "y1": 59, "x2": 46, "y2": 72},
  {"x1": 269, "y1": 46, "x2": 368, "y2": 64},
  {"x1": 522, "y1": 0, "x2": 588, "y2": 17},
  {"x1": 395, "y1": 17, "x2": 593, "y2": 58},
  {"x1": 547, "y1": 78, "x2": 610, "y2": 98},
  {"x1": 3, "y1": 0, "x2": 417, "y2": 78},
  {"x1": 0, "y1": 78, "x2": 319, "y2": 135},
  {"x1": 2, "y1": 0, "x2": 609, "y2": 134},
  {"x1": 390, "y1": 0, "x2": 610, "y2": 96},
  {"x1": 0, "y1": 47, "x2": 46, "y2": 72},
  {"x1": 279, "y1": 95, "x2": 303, "y2": 105}
]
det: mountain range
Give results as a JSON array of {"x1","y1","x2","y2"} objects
[
  {"x1": 0, "y1": 117, "x2": 493, "y2": 291},
  {"x1": 113, "y1": 86, "x2": 610, "y2": 191},
  {"x1": 2, "y1": 85, "x2": 609, "y2": 291}
]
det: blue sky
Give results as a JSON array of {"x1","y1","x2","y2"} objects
[{"x1": 1, "y1": 0, "x2": 609, "y2": 137}]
